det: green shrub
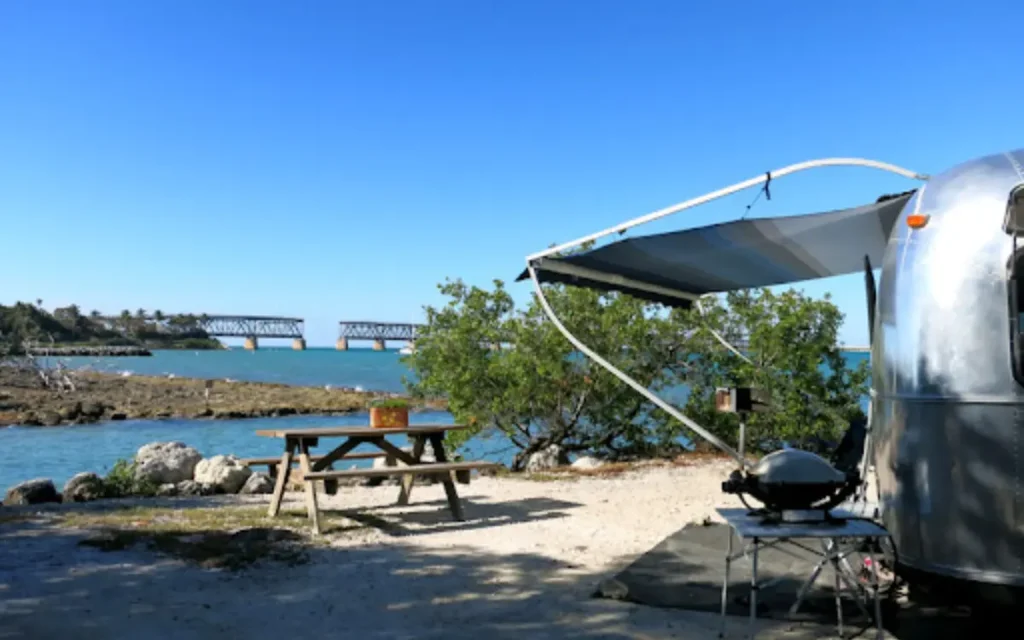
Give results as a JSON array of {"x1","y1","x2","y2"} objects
[
  {"x1": 368, "y1": 397, "x2": 409, "y2": 409},
  {"x1": 103, "y1": 458, "x2": 158, "y2": 498}
]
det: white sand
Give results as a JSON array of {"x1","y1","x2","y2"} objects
[{"x1": 0, "y1": 461, "x2": 879, "y2": 639}]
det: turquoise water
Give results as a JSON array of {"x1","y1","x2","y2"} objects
[
  {"x1": 0, "y1": 349, "x2": 870, "y2": 490},
  {"x1": 0, "y1": 410, "x2": 521, "y2": 490},
  {"x1": 51, "y1": 347, "x2": 414, "y2": 392}
]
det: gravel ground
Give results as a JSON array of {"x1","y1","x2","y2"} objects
[{"x1": 0, "y1": 461, "x2": 881, "y2": 639}]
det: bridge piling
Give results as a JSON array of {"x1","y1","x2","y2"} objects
[
  {"x1": 292, "y1": 338, "x2": 306, "y2": 351},
  {"x1": 372, "y1": 339, "x2": 386, "y2": 351},
  {"x1": 244, "y1": 336, "x2": 259, "y2": 351},
  {"x1": 336, "y1": 338, "x2": 349, "y2": 351}
]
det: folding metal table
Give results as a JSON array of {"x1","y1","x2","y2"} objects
[{"x1": 716, "y1": 507, "x2": 890, "y2": 639}]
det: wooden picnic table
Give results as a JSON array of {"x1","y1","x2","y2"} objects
[{"x1": 255, "y1": 423, "x2": 498, "y2": 534}]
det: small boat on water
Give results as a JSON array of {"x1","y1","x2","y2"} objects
[{"x1": 399, "y1": 344, "x2": 414, "y2": 355}]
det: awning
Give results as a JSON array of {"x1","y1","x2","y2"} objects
[{"x1": 518, "y1": 191, "x2": 913, "y2": 308}]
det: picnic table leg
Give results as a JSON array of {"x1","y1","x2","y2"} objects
[
  {"x1": 397, "y1": 435, "x2": 426, "y2": 506},
  {"x1": 298, "y1": 439, "x2": 322, "y2": 535},
  {"x1": 267, "y1": 441, "x2": 295, "y2": 517},
  {"x1": 428, "y1": 433, "x2": 464, "y2": 521}
]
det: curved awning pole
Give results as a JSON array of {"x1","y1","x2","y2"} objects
[
  {"x1": 527, "y1": 157, "x2": 928, "y2": 263},
  {"x1": 526, "y1": 264, "x2": 751, "y2": 469}
]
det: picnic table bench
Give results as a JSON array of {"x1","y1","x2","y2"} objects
[
  {"x1": 255, "y1": 423, "x2": 501, "y2": 534},
  {"x1": 240, "y1": 451, "x2": 388, "y2": 479}
]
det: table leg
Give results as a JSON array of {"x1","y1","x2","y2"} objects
[
  {"x1": 267, "y1": 441, "x2": 295, "y2": 517},
  {"x1": 298, "y1": 440, "x2": 321, "y2": 535},
  {"x1": 397, "y1": 435, "x2": 426, "y2": 506},
  {"x1": 832, "y1": 547, "x2": 844, "y2": 639},
  {"x1": 310, "y1": 438, "x2": 362, "y2": 496},
  {"x1": 829, "y1": 541, "x2": 874, "y2": 620},
  {"x1": 869, "y1": 551, "x2": 884, "y2": 640},
  {"x1": 429, "y1": 433, "x2": 464, "y2": 521},
  {"x1": 789, "y1": 552, "x2": 829, "y2": 615},
  {"x1": 719, "y1": 529, "x2": 734, "y2": 638},
  {"x1": 749, "y1": 537, "x2": 758, "y2": 639}
]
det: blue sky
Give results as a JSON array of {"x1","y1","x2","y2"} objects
[{"x1": 1, "y1": 1, "x2": 1021, "y2": 347}]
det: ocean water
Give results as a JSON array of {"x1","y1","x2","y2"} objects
[
  {"x1": 51, "y1": 347, "x2": 414, "y2": 392},
  {"x1": 0, "y1": 348, "x2": 870, "y2": 490}
]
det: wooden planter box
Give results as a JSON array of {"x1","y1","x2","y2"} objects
[{"x1": 370, "y1": 406, "x2": 409, "y2": 429}]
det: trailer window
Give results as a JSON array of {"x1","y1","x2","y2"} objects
[
  {"x1": 1010, "y1": 252, "x2": 1024, "y2": 385},
  {"x1": 1008, "y1": 185, "x2": 1024, "y2": 385}
]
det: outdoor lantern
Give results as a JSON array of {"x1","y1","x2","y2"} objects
[{"x1": 714, "y1": 387, "x2": 771, "y2": 414}]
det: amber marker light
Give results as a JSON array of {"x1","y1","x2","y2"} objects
[{"x1": 906, "y1": 214, "x2": 930, "y2": 229}]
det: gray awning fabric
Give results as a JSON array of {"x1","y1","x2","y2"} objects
[{"x1": 518, "y1": 192, "x2": 913, "y2": 308}]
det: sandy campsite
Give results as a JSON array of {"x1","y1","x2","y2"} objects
[{"x1": 0, "y1": 458, "x2": 869, "y2": 640}]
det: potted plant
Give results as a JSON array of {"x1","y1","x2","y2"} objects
[{"x1": 369, "y1": 397, "x2": 410, "y2": 429}]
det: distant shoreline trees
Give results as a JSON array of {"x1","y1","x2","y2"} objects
[{"x1": 0, "y1": 303, "x2": 223, "y2": 354}]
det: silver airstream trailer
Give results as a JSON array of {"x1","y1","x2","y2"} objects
[{"x1": 521, "y1": 149, "x2": 1024, "y2": 601}]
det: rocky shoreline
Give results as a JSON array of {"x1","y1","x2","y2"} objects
[
  {"x1": 1, "y1": 439, "x2": 500, "y2": 508},
  {"x1": 0, "y1": 367, "x2": 445, "y2": 427},
  {"x1": 3, "y1": 442, "x2": 280, "y2": 507}
]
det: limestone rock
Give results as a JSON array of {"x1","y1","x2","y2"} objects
[
  {"x1": 134, "y1": 442, "x2": 202, "y2": 485},
  {"x1": 4, "y1": 478, "x2": 61, "y2": 505},
  {"x1": 155, "y1": 483, "x2": 179, "y2": 497},
  {"x1": 17, "y1": 412, "x2": 41, "y2": 426},
  {"x1": 403, "y1": 445, "x2": 436, "y2": 464},
  {"x1": 525, "y1": 445, "x2": 566, "y2": 472},
  {"x1": 174, "y1": 480, "x2": 215, "y2": 496},
  {"x1": 239, "y1": 472, "x2": 274, "y2": 495},
  {"x1": 59, "y1": 403, "x2": 83, "y2": 421},
  {"x1": 79, "y1": 402, "x2": 106, "y2": 420},
  {"x1": 62, "y1": 472, "x2": 106, "y2": 502},
  {"x1": 38, "y1": 411, "x2": 62, "y2": 427},
  {"x1": 571, "y1": 455, "x2": 604, "y2": 470},
  {"x1": 367, "y1": 456, "x2": 399, "y2": 487},
  {"x1": 193, "y1": 455, "x2": 252, "y2": 494}
]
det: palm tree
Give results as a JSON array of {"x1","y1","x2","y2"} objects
[{"x1": 119, "y1": 309, "x2": 132, "y2": 334}]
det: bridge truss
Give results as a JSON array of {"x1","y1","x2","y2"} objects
[
  {"x1": 200, "y1": 316, "x2": 304, "y2": 338},
  {"x1": 338, "y1": 321, "x2": 423, "y2": 341}
]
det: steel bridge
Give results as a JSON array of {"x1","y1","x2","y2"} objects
[
  {"x1": 200, "y1": 316, "x2": 305, "y2": 350},
  {"x1": 98, "y1": 314, "x2": 303, "y2": 338},
  {"x1": 99, "y1": 314, "x2": 305, "y2": 350},
  {"x1": 336, "y1": 321, "x2": 423, "y2": 350},
  {"x1": 199, "y1": 316, "x2": 304, "y2": 339}
]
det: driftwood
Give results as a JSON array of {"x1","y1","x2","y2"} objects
[{"x1": 2, "y1": 336, "x2": 80, "y2": 394}]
